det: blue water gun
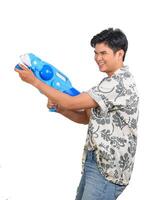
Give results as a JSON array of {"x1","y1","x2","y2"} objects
[{"x1": 15, "y1": 53, "x2": 80, "y2": 112}]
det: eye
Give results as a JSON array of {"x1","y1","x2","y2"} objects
[{"x1": 101, "y1": 51, "x2": 107, "y2": 55}]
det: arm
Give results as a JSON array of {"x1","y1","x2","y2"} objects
[
  {"x1": 15, "y1": 65, "x2": 98, "y2": 110},
  {"x1": 35, "y1": 80, "x2": 97, "y2": 110},
  {"x1": 58, "y1": 108, "x2": 90, "y2": 124},
  {"x1": 47, "y1": 99, "x2": 90, "y2": 124}
]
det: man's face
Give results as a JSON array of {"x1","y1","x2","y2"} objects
[{"x1": 94, "y1": 42, "x2": 123, "y2": 77}]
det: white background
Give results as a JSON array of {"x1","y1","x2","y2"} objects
[{"x1": 0, "y1": 0, "x2": 150, "y2": 199}]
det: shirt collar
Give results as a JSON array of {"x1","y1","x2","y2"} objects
[{"x1": 110, "y1": 65, "x2": 129, "y2": 78}]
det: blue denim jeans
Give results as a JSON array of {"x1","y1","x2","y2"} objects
[{"x1": 75, "y1": 150, "x2": 126, "y2": 200}]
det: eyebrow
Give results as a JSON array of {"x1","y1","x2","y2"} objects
[{"x1": 94, "y1": 50, "x2": 107, "y2": 54}]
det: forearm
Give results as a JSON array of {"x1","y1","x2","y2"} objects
[
  {"x1": 33, "y1": 79, "x2": 97, "y2": 111},
  {"x1": 15, "y1": 63, "x2": 97, "y2": 111},
  {"x1": 33, "y1": 79, "x2": 74, "y2": 109},
  {"x1": 57, "y1": 108, "x2": 89, "y2": 124}
]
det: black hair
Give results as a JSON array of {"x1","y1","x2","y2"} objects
[{"x1": 90, "y1": 28, "x2": 128, "y2": 61}]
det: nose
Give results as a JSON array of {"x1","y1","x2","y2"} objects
[{"x1": 95, "y1": 54, "x2": 103, "y2": 62}]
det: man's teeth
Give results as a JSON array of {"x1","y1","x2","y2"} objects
[{"x1": 99, "y1": 62, "x2": 104, "y2": 66}]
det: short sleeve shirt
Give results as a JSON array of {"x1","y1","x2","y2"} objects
[{"x1": 82, "y1": 66, "x2": 139, "y2": 186}]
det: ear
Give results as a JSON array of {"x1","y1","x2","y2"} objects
[{"x1": 117, "y1": 49, "x2": 124, "y2": 60}]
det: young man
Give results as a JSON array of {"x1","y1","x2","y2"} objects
[{"x1": 15, "y1": 28, "x2": 139, "y2": 200}]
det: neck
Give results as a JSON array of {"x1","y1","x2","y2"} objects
[{"x1": 107, "y1": 63, "x2": 124, "y2": 77}]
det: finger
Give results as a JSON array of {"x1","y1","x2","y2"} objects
[
  {"x1": 47, "y1": 102, "x2": 55, "y2": 107},
  {"x1": 14, "y1": 67, "x2": 25, "y2": 74},
  {"x1": 18, "y1": 63, "x2": 28, "y2": 70},
  {"x1": 48, "y1": 99, "x2": 55, "y2": 104},
  {"x1": 14, "y1": 64, "x2": 28, "y2": 73},
  {"x1": 47, "y1": 104, "x2": 52, "y2": 109},
  {"x1": 14, "y1": 68, "x2": 21, "y2": 73},
  {"x1": 47, "y1": 104, "x2": 54, "y2": 109},
  {"x1": 47, "y1": 101, "x2": 57, "y2": 108}
]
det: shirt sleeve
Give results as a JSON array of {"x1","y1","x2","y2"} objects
[{"x1": 86, "y1": 77, "x2": 127, "y2": 112}]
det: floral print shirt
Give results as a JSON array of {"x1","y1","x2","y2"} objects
[{"x1": 82, "y1": 66, "x2": 139, "y2": 186}]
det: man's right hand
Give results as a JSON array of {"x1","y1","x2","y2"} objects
[
  {"x1": 47, "y1": 99, "x2": 58, "y2": 110},
  {"x1": 47, "y1": 99, "x2": 90, "y2": 124}
]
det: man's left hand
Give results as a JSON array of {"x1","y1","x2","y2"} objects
[{"x1": 15, "y1": 64, "x2": 38, "y2": 86}]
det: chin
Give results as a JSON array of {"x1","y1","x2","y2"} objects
[{"x1": 99, "y1": 67, "x2": 107, "y2": 73}]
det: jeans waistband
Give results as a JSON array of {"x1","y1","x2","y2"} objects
[{"x1": 86, "y1": 150, "x2": 96, "y2": 162}]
